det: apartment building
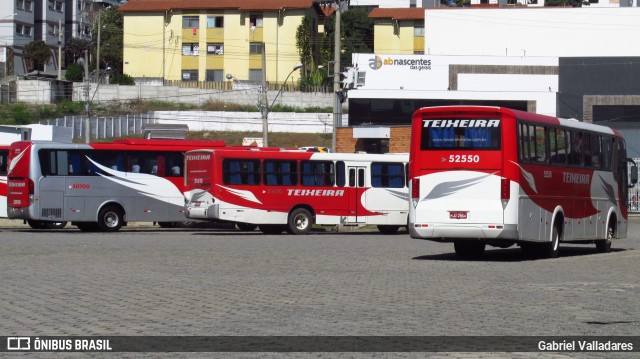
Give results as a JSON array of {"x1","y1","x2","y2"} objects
[
  {"x1": 368, "y1": 8, "x2": 425, "y2": 54},
  {"x1": 0, "y1": 0, "x2": 120, "y2": 77},
  {"x1": 118, "y1": 0, "x2": 327, "y2": 85}
]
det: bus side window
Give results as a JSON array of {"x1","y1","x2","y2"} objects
[{"x1": 336, "y1": 161, "x2": 345, "y2": 187}]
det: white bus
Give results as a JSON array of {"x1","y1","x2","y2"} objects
[
  {"x1": 409, "y1": 106, "x2": 637, "y2": 258},
  {"x1": 7, "y1": 139, "x2": 226, "y2": 231}
]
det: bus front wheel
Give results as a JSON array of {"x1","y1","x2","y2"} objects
[
  {"x1": 97, "y1": 206, "x2": 124, "y2": 232},
  {"x1": 287, "y1": 208, "x2": 313, "y2": 235},
  {"x1": 27, "y1": 220, "x2": 48, "y2": 229}
]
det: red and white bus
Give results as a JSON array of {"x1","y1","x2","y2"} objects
[
  {"x1": 7, "y1": 138, "x2": 227, "y2": 231},
  {"x1": 184, "y1": 148, "x2": 410, "y2": 234},
  {"x1": 409, "y1": 106, "x2": 637, "y2": 258}
]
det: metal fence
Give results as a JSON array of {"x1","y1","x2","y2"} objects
[{"x1": 40, "y1": 114, "x2": 155, "y2": 140}]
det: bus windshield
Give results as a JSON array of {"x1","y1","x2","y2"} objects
[{"x1": 420, "y1": 117, "x2": 501, "y2": 150}]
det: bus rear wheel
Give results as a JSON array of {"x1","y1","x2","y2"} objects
[
  {"x1": 454, "y1": 241, "x2": 485, "y2": 259},
  {"x1": 543, "y1": 224, "x2": 560, "y2": 258},
  {"x1": 596, "y1": 220, "x2": 614, "y2": 253},
  {"x1": 97, "y1": 205, "x2": 124, "y2": 232},
  {"x1": 377, "y1": 225, "x2": 400, "y2": 234},
  {"x1": 287, "y1": 208, "x2": 313, "y2": 235},
  {"x1": 158, "y1": 222, "x2": 177, "y2": 228}
]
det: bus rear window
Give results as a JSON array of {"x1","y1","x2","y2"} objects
[{"x1": 420, "y1": 117, "x2": 501, "y2": 150}]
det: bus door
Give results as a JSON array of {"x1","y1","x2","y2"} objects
[{"x1": 347, "y1": 166, "x2": 366, "y2": 223}]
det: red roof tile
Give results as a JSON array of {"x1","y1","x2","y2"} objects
[
  {"x1": 368, "y1": 8, "x2": 425, "y2": 21},
  {"x1": 119, "y1": 0, "x2": 315, "y2": 12}
]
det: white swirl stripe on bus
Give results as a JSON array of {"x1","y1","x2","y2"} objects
[
  {"x1": 86, "y1": 157, "x2": 184, "y2": 207},
  {"x1": 510, "y1": 161, "x2": 537, "y2": 194},
  {"x1": 217, "y1": 185, "x2": 263, "y2": 205},
  {"x1": 422, "y1": 172, "x2": 496, "y2": 201}
]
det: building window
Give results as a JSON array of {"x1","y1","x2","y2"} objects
[
  {"x1": 17, "y1": 0, "x2": 24, "y2": 10},
  {"x1": 206, "y1": 16, "x2": 224, "y2": 28},
  {"x1": 16, "y1": 23, "x2": 31, "y2": 36},
  {"x1": 414, "y1": 22, "x2": 424, "y2": 37},
  {"x1": 182, "y1": 43, "x2": 199, "y2": 56},
  {"x1": 249, "y1": 69, "x2": 263, "y2": 83},
  {"x1": 182, "y1": 16, "x2": 199, "y2": 29},
  {"x1": 205, "y1": 70, "x2": 223, "y2": 82},
  {"x1": 48, "y1": 0, "x2": 63, "y2": 11},
  {"x1": 182, "y1": 70, "x2": 198, "y2": 81},
  {"x1": 363, "y1": 139, "x2": 389, "y2": 154},
  {"x1": 47, "y1": 23, "x2": 60, "y2": 36},
  {"x1": 249, "y1": 14, "x2": 263, "y2": 28},
  {"x1": 206, "y1": 43, "x2": 224, "y2": 55},
  {"x1": 25, "y1": 0, "x2": 33, "y2": 11},
  {"x1": 249, "y1": 42, "x2": 263, "y2": 55}
]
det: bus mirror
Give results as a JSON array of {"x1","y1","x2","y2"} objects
[{"x1": 629, "y1": 159, "x2": 638, "y2": 187}]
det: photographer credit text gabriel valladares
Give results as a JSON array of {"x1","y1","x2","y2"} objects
[{"x1": 538, "y1": 340, "x2": 633, "y2": 352}]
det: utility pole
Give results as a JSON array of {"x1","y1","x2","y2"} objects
[
  {"x1": 260, "y1": 44, "x2": 269, "y2": 147},
  {"x1": 57, "y1": 19, "x2": 62, "y2": 80},
  {"x1": 332, "y1": 1, "x2": 342, "y2": 153},
  {"x1": 84, "y1": 49, "x2": 90, "y2": 143},
  {"x1": 96, "y1": 10, "x2": 101, "y2": 83}
]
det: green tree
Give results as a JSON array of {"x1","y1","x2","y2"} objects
[
  {"x1": 64, "y1": 37, "x2": 91, "y2": 63},
  {"x1": 23, "y1": 40, "x2": 52, "y2": 72},
  {"x1": 340, "y1": 8, "x2": 373, "y2": 68},
  {"x1": 91, "y1": 6, "x2": 124, "y2": 75},
  {"x1": 65, "y1": 63, "x2": 84, "y2": 82}
]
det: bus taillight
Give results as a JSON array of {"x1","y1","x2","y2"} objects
[
  {"x1": 501, "y1": 178, "x2": 510, "y2": 200},
  {"x1": 411, "y1": 178, "x2": 420, "y2": 199}
]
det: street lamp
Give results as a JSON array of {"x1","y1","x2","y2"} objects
[{"x1": 260, "y1": 63, "x2": 302, "y2": 147}]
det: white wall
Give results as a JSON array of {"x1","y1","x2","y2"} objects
[
  {"x1": 350, "y1": 0, "x2": 412, "y2": 8},
  {"x1": 349, "y1": 54, "x2": 559, "y2": 116},
  {"x1": 425, "y1": 8, "x2": 640, "y2": 57}
]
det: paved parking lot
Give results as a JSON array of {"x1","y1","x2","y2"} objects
[{"x1": 0, "y1": 218, "x2": 638, "y2": 356}]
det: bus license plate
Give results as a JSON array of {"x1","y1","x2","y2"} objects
[{"x1": 449, "y1": 211, "x2": 468, "y2": 219}]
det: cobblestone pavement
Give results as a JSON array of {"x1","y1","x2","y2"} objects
[{"x1": 0, "y1": 218, "x2": 638, "y2": 358}]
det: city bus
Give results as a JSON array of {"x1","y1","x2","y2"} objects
[
  {"x1": 409, "y1": 106, "x2": 637, "y2": 258},
  {"x1": 184, "y1": 148, "x2": 409, "y2": 234},
  {"x1": 7, "y1": 138, "x2": 227, "y2": 231}
]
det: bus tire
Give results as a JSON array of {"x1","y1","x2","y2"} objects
[
  {"x1": 596, "y1": 219, "x2": 615, "y2": 253},
  {"x1": 46, "y1": 221, "x2": 67, "y2": 229},
  {"x1": 544, "y1": 224, "x2": 561, "y2": 258},
  {"x1": 97, "y1": 205, "x2": 124, "y2": 232},
  {"x1": 377, "y1": 225, "x2": 400, "y2": 234},
  {"x1": 287, "y1": 208, "x2": 313, "y2": 235},
  {"x1": 27, "y1": 220, "x2": 48, "y2": 229},
  {"x1": 259, "y1": 225, "x2": 285, "y2": 235},
  {"x1": 236, "y1": 223, "x2": 257, "y2": 231},
  {"x1": 454, "y1": 241, "x2": 485, "y2": 259},
  {"x1": 158, "y1": 222, "x2": 177, "y2": 228}
]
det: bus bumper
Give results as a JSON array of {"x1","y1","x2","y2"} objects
[
  {"x1": 7, "y1": 207, "x2": 29, "y2": 220},
  {"x1": 410, "y1": 223, "x2": 518, "y2": 240},
  {"x1": 185, "y1": 204, "x2": 220, "y2": 220}
]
